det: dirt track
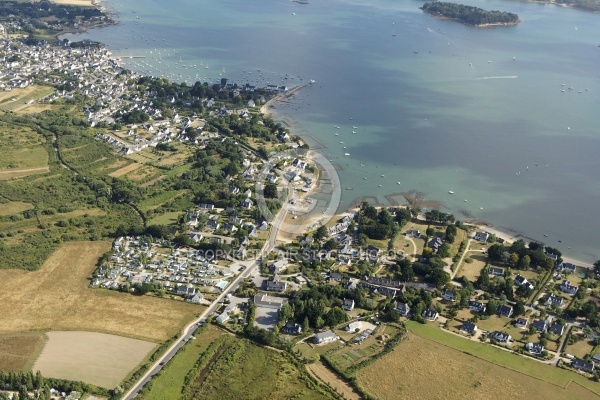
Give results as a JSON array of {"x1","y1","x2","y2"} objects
[{"x1": 306, "y1": 362, "x2": 361, "y2": 400}]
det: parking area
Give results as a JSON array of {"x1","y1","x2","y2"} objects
[{"x1": 254, "y1": 306, "x2": 279, "y2": 331}]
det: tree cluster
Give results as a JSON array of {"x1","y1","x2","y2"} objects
[
  {"x1": 421, "y1": 2, "x2": 519, "y2": 26},
  {"x1": 357, "y1": 202, "x2": 398, "y2": 240}
]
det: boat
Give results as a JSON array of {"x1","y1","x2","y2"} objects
[
  {"x1": 346, "y1": 187, "x2": 354, "y2": 190},
  {"x1": 397, "y1": 182, "x2": 401, "y2": 185},
  {"x1": 344, "y1": 153, "x2": 350, "y2": 156},
  {"x1": 309, "y1": 79, "x2": 316, "y2": 84},
  {"x1": 448, "y1": 190, "x2": 454, "y2": 194},
  {"x1": 381, "y1": 174, "x2": 385, "y2": 178}
]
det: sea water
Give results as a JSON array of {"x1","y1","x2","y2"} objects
[{"x1": 64, "y1": 0, "x2": 600, "y2": 262}]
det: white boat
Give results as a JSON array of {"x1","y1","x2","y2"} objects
[
  {"x1": 397, "y1": 182, "x2": 401, "y2": 185},
  {"x1": 309, "y1": 79, "x2": 316, "y2": 84},
  {"x1": 344, "y1": 153, "x2": 350, "y2": 156},
  {"x1": 448, "y1": 191, "x2": 454, "y2": 194}
]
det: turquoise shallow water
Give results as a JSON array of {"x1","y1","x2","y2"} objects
[{"x1": 67, "y1": 0, "x2": 600, "y2": 262}]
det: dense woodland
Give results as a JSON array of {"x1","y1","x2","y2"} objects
[{"x1": 421, "y1": 2, "x2": 519, "y2": 26}]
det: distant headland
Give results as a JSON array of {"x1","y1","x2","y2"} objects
[{"x1": 421, "y1": 2, "x2": 520, "y2": 27}]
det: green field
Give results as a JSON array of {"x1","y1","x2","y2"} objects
[
  {"x1": 186, "y1": 335, "x2": 335, "y2": 400},
  {"x1": 0, "y1": 85, "x2": 55, "y2": 113},
  {"x1": 142, "y1": 325, "x2": 227, "y2": 400},
  {"x1": 406, "y1": 321, "x2": 600, "y2": 395},
  {"x1": 143, "y1": 329, "x2": 336, "y2": 400}
]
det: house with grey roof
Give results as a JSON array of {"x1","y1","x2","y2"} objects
[{"x1": 314, "y1": 330, "x2": 338, "y2": 345}]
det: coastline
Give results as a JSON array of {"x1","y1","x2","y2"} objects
[
  {"x1": 259, "y1": 90, "x2": 596, "y2": 270},
  {"x1": 56, "y1": 0, "x2": 597, "y2": 270},
  {"x1": 423, "y1": 13, "x2": 520, "y2": 28},
  {"x1": 260, "y1": 84, "x2": 307, "y2": 119}
]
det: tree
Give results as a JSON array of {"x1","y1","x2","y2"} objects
[
  {"x1": 486, "y1": 299, "x2": 499, "y2": 316},
  {"x1": 514, "y1": 300, "x2": 526, "y2": 316},
  {"x1": 313, "y1": 225, "x2": 328, "y2": 241},
  {"x1": 426, "y1": 227, "x2": 435, "y2": 237},
  {"x1": 302, "y1": 316, "x2": 309, "y2": 334},
  {"x1": 438, "y1": 243, "x2": 451, "y2": 258},
  {"x1": 263, "y1": 183, "x2": 278, "y2": 199},
  {"x1": 487, "y1": 244, "x2": 505, "y2": 262},
  {"x1": 508, "y1": 253, "x2": 519, "y2": 268},
  {"x1": 518, "y1": 254, "x2": 531, "y2": 271}
]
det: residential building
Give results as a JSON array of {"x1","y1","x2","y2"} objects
[
  {"x1": 557, "y1": 262, "x2": 577, "y2": 274},
  {"x1": 405, "y1": 229, "x2": 421, "y2": 238},
  {"x1": 186, "y1": 293, "x2": 203, "y2": 303},
  {"x1": 544, "y1": 293, "x2": 565, "y2": 308},
  {"x1": 395, "y1": 302, "x2": 410, "y2": 317},
  {"x1": 514, "y1": 274, "x2": 534, "y2": 290},
  {"x1": 461, "y1": 321, "x2": 477, "y2": 335},
  {"x1": 489, "y1": 267, "x2": 504, "y2": 276},
  {"x1": 559, "y1": 280, "x2": 578, "y2": 295},
  {"x1": 468, "y1": 300, "x2": 486, "y2": 313},
  {"x1": 550, "y1": 322, "x2": 566, "y2": 336},
  {"x1": 422, "y1": 309, "x2": 439, "y2": 321},
  {"x1": 526, "y1": 342, "x2": 544, "y2": 355},
  {"x1": 343, "y1": 298, "x2": 355, "y2": 311},
  {"x1": 532, "y1": 318, "x2": 548, "y2": 333},
  {"x1": 571, "y1": 359, "x2": 595, "y2": 373},
  {"x1": 442, "y1": 289, "x2": 456, "y2": 302},
  {"x1": 265, "y1": 278, "x2": 288, "y2": 292},
  {"x1": 496, "y1": 304, "x2": 513, "y2": 318},
  {"x1": 514, "y1": 317, "x2": 529, "y2": 329},
  {"x1": 474, "y1": 231, "x2": 489, "y2": 242},
  {"x1": 282, "y1": 321, "x2": 302, "y2": 335},
  {"x1": 269, "y1": 259, "x2": 288, "y2": 274},
  {"x1": 428, "y1": 237, "x2": 444, "y2": 252},
  {"x1": 314, "y1": 330, "x2": 338, "y2": 345},
  {"x1": 489, "y1": 331, "x2": 512, "y2": 343},
  {"x1": 253, "y1": 294, "x2": 288, "y2": 310}
]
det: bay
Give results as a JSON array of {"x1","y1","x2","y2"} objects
[{"x1": 65, "y1": 0, "x2": 600, "y2": 262}]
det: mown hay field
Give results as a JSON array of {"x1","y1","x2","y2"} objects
[
  {"x1": 32, "y1": 331, "x2": 155, "y2": 389},
  {"x1": 0, "y1": 241, "x2": 201, "y2": 342},
  {"x1": 357, "y1": 326, "x2": 599, "y2": 400}
]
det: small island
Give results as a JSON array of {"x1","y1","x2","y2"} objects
[{"x1": 421, "y1": 2, "x2": 519, "y2": 27}]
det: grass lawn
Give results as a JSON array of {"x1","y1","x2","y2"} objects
[
  {"x1": 455, "y1": 251, "x2": 487, "y2": 282},
  {"x1": 0, "y1": 333, "x2": 46, "y2": 371},
  {"x1": 138, "y1": 190, "x2": 188, "y2": 212},
  {"x1": 476, "y1": 315, "x2": 515, "y2": 333},
  {"x1": 147, "y1": 211, "x2": 181, "y2": 226},
  {"x1": 0, "y1": 241, "x2": 200, "y2": 343},
  {"x1": 357, "y1": 328, "x2": 597, "y2": 400},
  {"x1": 565, "y1": 333, "x2": 595, "y2": 359},
  {"x1": 142, "y1": 324, "x2": 227, "y2": 400},
  {"x1": 0, "y1": 201, "x2": 34, "y2": 216},
  {"x1": 0, "y1": 125, "x2": 49, "y2": 179},
  {"x1": 403, "y1": 321, "x2": 600, "y2": 396}
]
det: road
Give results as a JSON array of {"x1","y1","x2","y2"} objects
[{"x1": 122, "y1": 196, "x2": 289, "y2": 399}]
